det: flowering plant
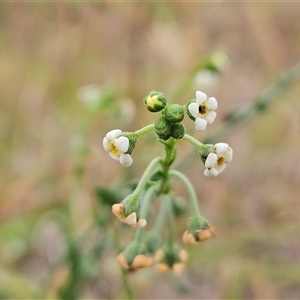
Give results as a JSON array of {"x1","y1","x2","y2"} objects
[{"x1": 103, "y1": 90, "x2": 233, "y2": 272}]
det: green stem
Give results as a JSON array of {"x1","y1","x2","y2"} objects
[
  {"x1": 169, "y1": 170, "x2": 200, "y2": 218},
  {"x1": 134, "y1": 124, "x2": 155, "y2": 138},
  {"x1": 133, "y1": 156, "x2": 161, "y2": 196},
  {"x1": 112, "y1": 223, "x2": 134, "y2": 300},
  {"x1": 148, "y1": 196, "x2": 168, "y2": 241},
  {"x1": 182, "y1": 134, "x2": 204, "y2": 149},
  {"x1": 163, "y1": 195, "x2": 175, "y2": 246},
  {"x1": 120, "y1": 269, "x2": 134, "y2": 300},
  {"x1": 157, "y1": 138, "x2": 177, "y2": 194},
  {"x1": 134, "y1": 187, "x2": 155, "y2": 243}
]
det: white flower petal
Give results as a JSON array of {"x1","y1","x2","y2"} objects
[
  {"x1": 115, "y1": 136, "x2": 129, "y2": 153},
  {"x1": 195, "y1": 117, "x2": 207, "y2": 132},
  {"x1": 188, "y1": 102, "x2": 199, "y2": 119},
  {"x1": 224, "y1": 147, "x2": 233, "y2": 163},
  {"x1": 119, "y1": 153, "x2": 133, "y2": 167},
  {"x1": 204, "y1": 168, "x2": 218, "y2": 177},
  {"x1": 215, "y1": 143, "x2": 229, "y2": 155},
  {"x1": 206, "y1": 97, "x2": 218, "y2": 110},
  {"x1": 195, "y1": 91, "x2": 207, "y2": 104},
  {"x1": 109, "y1": 152, "x2": 119, "y2": 161},
  {"x1": 216, "y1": 163, "x2": 227, "y2": 174},
  {"x1": 205, "y1": 153, "x2": 218, "y2": 168},
  {"x1": 204, "y1": 111, "x2": 217, "y2": 124},
  {"x1": 103, "y1": 137, "x2": 110, "y2": 151},
  {"x1": 106, "y1": 129, "x2": 122, "y2": 141}
]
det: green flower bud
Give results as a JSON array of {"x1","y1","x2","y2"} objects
[
  {"x1": 154, "y1": 116, "x2": 172, "y2": 140},
  {"x1": 162, "y1": 104, "x2": 184, "y2": 123},
  {"x1": 120, "y1": 132, "x2": 138, "y2": 154},
  {"x1": 198, "y1": 144, "x2": 214, "y2": 164},
  {"x1": 143, "y1": 90, "x2": 167, "y2": 112},
  {"x1": 171, "y1": 123, "x2": 185, "y2": 139}
]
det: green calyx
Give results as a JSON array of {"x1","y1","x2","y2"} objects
[
  {"x1": 124, "y1": 241, "x2": 146, "y2": 265},
  {"x1": 144, "y1": 90, "x2": 167, "y2": 112},
  {"x1": 187, "y1": 216, "x2": 209, "y2": 240},
  {"x1": 162, "y1": 244, "x2": 181, "y2": 267},
  {"x1": 162, "y1": 104, "x2": 184, "y2": 123},
  {"x1": 120, "y1": 132, "x2": 138, "y2": 154},
  {"x1": 122, "y1": 194, "x2": 141, "y2": 220},
  {"x1": 186, "y1": 100, "x2": 196, "y2": 121},
  {"x1": 198, "y1": 144, "x2": 214, "y2": 164}
]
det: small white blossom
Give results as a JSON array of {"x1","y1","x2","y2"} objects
[
  {"x1": 103, "y1": 129, "x2": 133, "y2": 167},
  {"x1": 188, "y1": 91, "x2": 218, "y2": 132},
  {"x1": 204, "y1": 143, "x2": 233, "y2": 177}
]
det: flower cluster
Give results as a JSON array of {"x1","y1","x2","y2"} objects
[{"x1": 101, "y1": 89, "x2": 233, "y2": 273}]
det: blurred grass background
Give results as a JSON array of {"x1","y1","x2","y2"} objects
[{"x1": 1, "y1": 2, "x2": 300, "y2": 299}]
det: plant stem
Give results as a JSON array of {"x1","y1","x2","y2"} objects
[
  {"x1": 134, "y1": 124, "x2": 155, "y2": 138},
  {"x1": 157, "y1": 138, "x2": 177, "y2": 194},
  {"x1": 169, "y1": 170, "x2": 200, "y2": 218},
  {"x1": 163, "y1": 195, "x2": 175, "y2": 246},
  {"x1": 120, "y1": 269, "x2": 134, "y2": 300},
  {"x1": 134, "y1": 187, "x2": 155, "y2": 242},
  {"x1": 112, "y1": 223, "x2": 134, "y2": 300},
  {"x1": 133, "y1": 156, "x2": 161, "y2": 196},
  {"x1": 182, "y1": 134, "x2": 204, "y2": 148}
]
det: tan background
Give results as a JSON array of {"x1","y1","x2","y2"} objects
[{"x1": 0, "y1": 2, "x2": 300, "y2": 299}]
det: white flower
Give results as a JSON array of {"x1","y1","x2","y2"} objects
[
  {"x1": 103, "y1": 129, "x2": 133, "y2": 167},
  {"x1": 188, "y1": 91, "x2": 218, "y2": 132},
  {"x1": 204, "y1": 143, "x2": 233, "y2": 177}
]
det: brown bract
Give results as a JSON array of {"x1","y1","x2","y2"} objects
[
  {"x1": 112, "y1": 203, "x2": 147, "y2": 228},
  {"x1": 117, "y1": 252, "x2": 154, "y2": 271},
  {"x1": 196, "y1": 225, "x2": 217, "y2": 241},
  {"x1": 154, "y1": 249, "x2": 188, "y2": 274},
  {"x1": 182, "y1": 231, "x2": 198, "y2": 245},
  {"x1": 182, "y1": 225, "x2": 217, "y2": 245}
]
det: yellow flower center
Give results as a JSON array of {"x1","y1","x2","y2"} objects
[
  {"x1": 146, "y1": 95, "x2": 161, "y2": 109},
  {"x1": 109, "y1": 141, "x2": 120, "y2": 157},
  {"x1": 216, "y1": 155, "x2": 225, "y2": 168},
  {"x1": 198, "y1": 103, "x2": 207, "y2": 117}
]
